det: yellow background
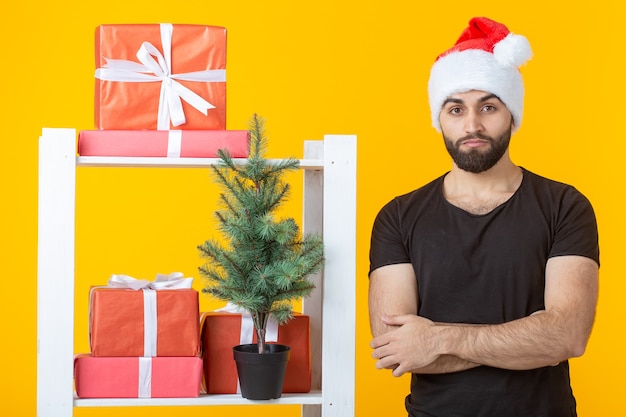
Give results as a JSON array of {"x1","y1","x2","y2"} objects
[{"x1": 2, "y1": 1, "x2": 623, "y2": 416}]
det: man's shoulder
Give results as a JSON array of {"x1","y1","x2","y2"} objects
[
  {"x1": 521, "y1": 167, "x2": 586, "y2": 197},
  {"x1": 395, "y1": 174, "x2": 447, "y2": 203},
  {"x1": 520, "y1": 168, "x2": 597, "y2": 225},
  {"x1": 374, "y1": 174, "x2": 447, "y2": 224}
]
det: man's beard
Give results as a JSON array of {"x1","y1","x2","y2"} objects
[{"x1": 443, "y1": 128, "x2": 511, "y2": 173}]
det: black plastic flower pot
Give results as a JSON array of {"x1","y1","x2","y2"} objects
[{"x1": 233, "y1": 343, "x2": 290, "y2": 400}]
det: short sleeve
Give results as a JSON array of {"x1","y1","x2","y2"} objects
[
  {"x1": 369, "y1": 198, "x2": 411, "y2": 276},
  {"x1": 549, "y1": 187, "x2": 600, "y2": 266}
]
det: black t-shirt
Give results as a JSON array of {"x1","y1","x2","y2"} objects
[{"x1": 369, "y1": 168, "x2": 599, "y2": 417}]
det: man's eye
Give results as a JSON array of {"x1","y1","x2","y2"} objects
[
  {"x1": 449, "y1": 107, "x2": 462, "y2": 114},
  {"x1": 482, "y1": 105, "x2": 495, "y2": 112}
]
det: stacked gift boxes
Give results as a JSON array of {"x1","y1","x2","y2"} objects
[
  {"x1": 75, "y1": 285, "x2": 314, "y2": 398},
  {"x1": 74, "y1": 23, "x2": 312, "y2": 398},
  {"x1": 74, "y1": 274, "x2": 203, "y2": 398},
  {"x1": 74, "y1": 23, "x2": 237, "y2": 399},
  {"x1": 77, "y1": 23, "x2": 249, "y2": 159}
]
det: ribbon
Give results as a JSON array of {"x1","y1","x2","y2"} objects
[
  {"x1": 108, "y1": 272, "x2": 193, "y2": 290},
  {"x1": 142, "y1": 289, "x2": 158, "y2": 356},
  {"x1": 95, "y1": 23, "x2": 226, "y2": 129},
  {"x1": 167, "y1": 130, "x2": 183, "y2": 158},
  {"x1": 106, "y1": 272, "x2": 194, "y2": 356},
  {"x1": 215, "y1": 302, "x2": 279, "y2": 344},
  {"x1": 138, "y1": 357, "x2": 152, "y2": 398}
]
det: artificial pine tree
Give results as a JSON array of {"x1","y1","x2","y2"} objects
[{"x1": 198, "y1": 114, "x2": 324, "y2": 354}]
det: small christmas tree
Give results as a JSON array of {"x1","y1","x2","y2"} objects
[{"x1": 198, "y1": 114, "x2": 324, "y2": 354}]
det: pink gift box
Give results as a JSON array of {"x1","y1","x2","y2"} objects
[
  {"x1": 95, "y1": 24, "x2": 227, "y2": 130},
  {"x1": 78, "y1": 130, "x2": 249, "y2": 158},
  {"x1": 74, "y1": 354, "x2": 203, "y2": 398}
]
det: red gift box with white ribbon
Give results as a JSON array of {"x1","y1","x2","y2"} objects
[
  {"x1": 201, "y1": 308, "x2": 311, "y2": 394},
  {"x1": 89, "y1": 273, "x2": 200, "y2": 357},
  {"x1": 95, "y1": 23, "x2": 227, "y2": 130}
]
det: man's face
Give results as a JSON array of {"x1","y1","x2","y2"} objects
[{"x1": 439, "y1": 90, "x2": 514, "y2": 173}]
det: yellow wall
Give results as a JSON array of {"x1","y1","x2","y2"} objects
[{"x1": 2, "y1": 1, "x2": 624, "y2": 416}]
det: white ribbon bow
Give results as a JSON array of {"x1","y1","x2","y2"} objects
[
  {"x1": 108, "y1": 272, "x2": 194, "y2": 290},
  {"x1": 95, "y1": 23, "x2": 226, "y2": 129}
]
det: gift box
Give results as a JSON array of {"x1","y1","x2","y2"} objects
[
  {"x1": 74, "y1": 354, "x2": 203, "y2": 398},
  {"x1": 201, "y1": 311, "x2": 311, "y2": 394},
  {"x1": 95, "y1": 23, "x2": 226, "y2": 130},
  {"x1": 78, "y1": 129, "x2": 249, "y2": 158},
  {"x1": 90, "y1": 286, "x2": 200, "y2": 357}
]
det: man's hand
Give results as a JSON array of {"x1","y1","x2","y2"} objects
[{"x1": 370, "y1": 314, "x2": 440, "y2": 377}]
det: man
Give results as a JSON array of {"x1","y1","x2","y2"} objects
[{"x1": 368, "y1": 17, "x2": 599, "y2": 417}]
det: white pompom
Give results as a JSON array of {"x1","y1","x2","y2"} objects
[{"x1": 493, "y1": 33, "x2": 533, "y2": 67}]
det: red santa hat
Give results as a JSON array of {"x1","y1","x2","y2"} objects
[{"x1": 428, "y1": 17, "x2": 533, "y2": 132}]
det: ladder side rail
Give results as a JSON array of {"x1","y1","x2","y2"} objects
[
  {"x1": 37, "y1": 128, "x2": 78, "y2": 417},
  {"x1": 302, "y1": 140, "x2": 324, "y2": 417},
  {"x1": 320, "y1": 135, "x2": 357, "y2": 417}
]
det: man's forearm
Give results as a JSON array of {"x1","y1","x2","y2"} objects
[
  {"x1": 371, "y1": 256, "x2": 598, "y2": 377},
  {"x1": 437, "y1": 312, "x2": 582, "y2": 370},
  {"x1": 411, "y1": 322, "x2": 483, "y2": 374},
  {"x1": 411, "y1": 354, "x2": 480, "y2": 374}
]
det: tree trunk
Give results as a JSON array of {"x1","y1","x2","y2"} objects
[{"x1": 256, "y1": 327, "x2": 266, "y2": 354}]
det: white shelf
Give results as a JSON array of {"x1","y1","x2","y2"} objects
[
  {"x1": 76, "y1": 156, "x2": 324, "y2": 169},
  {"x1": 74, "y1": 391, "x2": 322, "y2": 407},
  {"x1": 37, "y1": 128, "x2": 357, "y2": 417}
]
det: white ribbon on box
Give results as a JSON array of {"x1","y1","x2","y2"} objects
[
  {"x1": 95, "y1": 23, "x2": 226, "y2": 130},
  {"x1": 138, "y1": 357, "x2": 153, "y2": 398},
  {"x1": 107, "y1": 272, "x2": 194, "y2": 357},
  {"x1": 167, "y1": 130, "x2": 183, "y2": 157},
  {"x1": 215, "y1": 302, "x2": 279, "y2": 344}
]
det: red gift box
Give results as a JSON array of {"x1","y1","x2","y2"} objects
[
  {"x1": 74, "y1": 354, "x2": 202, "y2": 398},
  {"x1": 90, "y1": 287, "x2": 200, "y2": 357},
  {"x1": 78, "y1": 130, "x2": 249, "y2": 158},
  {"x1": 95, "y1": 24, "x2": 226, "y2": 130},
  {"x1": 201, "y1": 312, "x2": 311, "y2": 394}
]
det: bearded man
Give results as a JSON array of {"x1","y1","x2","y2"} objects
[{"x1": 368, "y1": 17, "x2": 599, "y2": 417}]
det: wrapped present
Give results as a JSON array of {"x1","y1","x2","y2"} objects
[
  {"x1": 95, "y1": 23, "x2": 226, "y2": 130},
  {"x1": 78, "y1": 129, "x2": 249, "y2": 158},
  {"x1": 74, "y1": 354, "x2": 203, "y2": 398},
  {"x1": 201, "y1": 310, "x2": 311, "y2": 394},
  {"x1": 90, "y1": 273, "x2": 200, "y2": 357}
]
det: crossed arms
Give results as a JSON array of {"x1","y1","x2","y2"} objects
[{"x1": 368, "y1": 256, "x2": 599, "y2": 377}]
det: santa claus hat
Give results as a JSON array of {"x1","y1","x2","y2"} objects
[{"x1": 428, "y1": 17, "x2": 533, "y2": 132}]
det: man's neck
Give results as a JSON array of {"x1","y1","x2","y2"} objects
[{"x1": 442, "y1": 158, "x2": 523, "y2": 215}]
